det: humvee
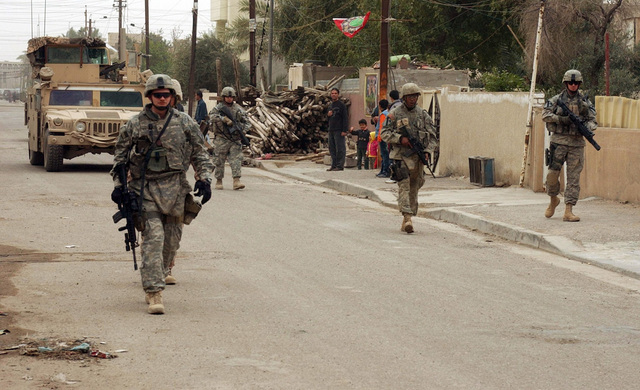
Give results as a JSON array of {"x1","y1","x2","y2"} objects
[{"x1": 25, "y1": 37, "x2": 148, "y2": 171}]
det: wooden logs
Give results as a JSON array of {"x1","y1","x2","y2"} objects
[{"x1": 241, "y1": 83, "x2": 351, "y2": 156}]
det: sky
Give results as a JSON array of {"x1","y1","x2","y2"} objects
[{"x1": 0, "y1": 0, "x2": 220, "y2": 62}]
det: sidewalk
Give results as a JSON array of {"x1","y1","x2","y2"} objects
[{"x1": 252, "y1": 158, "x2": 640, "y2": 279}]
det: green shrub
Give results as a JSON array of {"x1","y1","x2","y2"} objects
[{"x1": 482, "y1": 70, "x2": 528, "y2": 92}]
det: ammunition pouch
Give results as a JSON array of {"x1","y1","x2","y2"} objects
[
  {"x1": 183, "y1": 193, "x2": 202, "y2": 225},
  {"x1": 390, "y1": 159, "x2": 410, "y2": 182},
  {"x1": 546, "y1": 143, "x2": 558, "y2": 170},
  {"x1": 147, "y1": 147, "x2": 169, "y2": 172}
]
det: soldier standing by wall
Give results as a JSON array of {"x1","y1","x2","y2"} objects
[
  {"x1": 209, "y1": 86, "x2": 249, "y2": 190},
  {"x1": 381, "y1": 83, "x2": 438, "y2": 233},
  {"x1": 542, "y1": 69, "x2": 597, "y2": 222},
  {"x1": 110, "y1": 74, "x2": 213, "y2": 314}
]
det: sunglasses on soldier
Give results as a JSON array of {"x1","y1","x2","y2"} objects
[
  {"x1": 152, "y1": 92, "x2": 172, "y2": 99},
  {"x1": 566, "y1": 81, "x2": 580, "y2": 86}
]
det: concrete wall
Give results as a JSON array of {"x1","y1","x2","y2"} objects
[
  {"x1": 288, "y1": 64, "x2": 358, "y2": 90},
  {"x1": 358, "y1": 67, "x2": 469, "y2": 94},
  {"x1": 438, "y1": 90, "x2": 640, "y2": 204},
  {"x1": 580, "y1": 128, "x2": 640, "y2": 203},
  {"x1": 438, "y1": 90, "x2": 545, "y2": 186}
]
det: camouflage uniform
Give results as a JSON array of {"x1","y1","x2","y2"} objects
[
  {"x1": 209, "y1": 101, "x2": 250, "y2": 180},
  {"x1": 542, "y1": 90, "x2": 597, "y2": 205},
  {"x1": 111, "y1": 104, "x2": 212, "y2": 293},
  {"x1": 381, "y1": 98, "x2": 438, "y2": 216}
]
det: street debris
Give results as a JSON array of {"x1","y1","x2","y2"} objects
[
  {"x1": 2, "y1": 337, "x2": 118, "y2": 360},
  {"x1": 52, "y1": 372, "x2": 79, "y2": 385},
  {"x1": 0, "y1": 329, "x2": 10, "y2": 335},
  {"x1": 89, "y1": 349, "x2": 111, "y2": 358}
]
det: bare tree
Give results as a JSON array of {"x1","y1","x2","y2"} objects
[{"x1": 519, "y1": 0, "x2": 633, "y2": 92}]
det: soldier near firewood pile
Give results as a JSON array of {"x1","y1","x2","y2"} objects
[
  {"x1": 542, "y1": 69, "x2": 598, "y2": 222},
  {"x1": 110, "y1": 74, "x2": 213, "y2": 314},
  {"x1": 209, "y1": 86, "x2": 250, "y2": 190},
  {"x1": 381, "y1": 83, "x2": 437, "y2": 234}
]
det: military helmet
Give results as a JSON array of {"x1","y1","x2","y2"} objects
[
  {"x1": 172, "y1": 79, "x2": 183, "y2": 101},
  {"x1": 221, "y1": 86, "x2": 237, "y2": 97},
  {"x1": 562, "y1": 69, "x2": 583, "y2": 84},
  {"x1": 400, "y1": 83, "x2": 421, "y2": 98},
  {"x1": 145, "y1": 74, "x2": 176, "y2": 97}
]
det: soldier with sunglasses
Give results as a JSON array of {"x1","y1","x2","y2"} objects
[
  {"x1": 542, "y1": 69, "x2": 598, "y2": 222},
  {"x1": 110, "y1": 74, "x2": 213, "y2": 314}
]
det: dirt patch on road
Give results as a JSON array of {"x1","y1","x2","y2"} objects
[{"x1": 0, "y1": 245, "x2": 57, "y2": 347}]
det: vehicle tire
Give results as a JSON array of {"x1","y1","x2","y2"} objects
[
  {"x1": 43, "y1": 130, "x2": 64, "y2": 172},
  {"x1": 29, "y1": 148, "x2": 44, "y2": 166}
]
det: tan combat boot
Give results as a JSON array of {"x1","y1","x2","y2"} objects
[
  {"x1": 544, "y1": 195, "x2": 560, "y2": 218},
  {"x1": 165, "y1": 270, "x2": 176, "y2": 285},
  {"x1": 233, "y1": 177, "x2": 245, "y2": 190},
  {"x1": 215, "y1": 179, "x2": 223, "y2": 190},
  {"x1": 401, "y1": 213, "x2": 414, "y2": 234},
  {"x1": 147, "y1": 291, "x2": 165, "y2": 314},
  {"x1": 563, "y1": 204, "x2": 580, "y2": 222}
]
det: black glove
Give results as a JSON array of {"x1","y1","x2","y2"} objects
[
  {"x1": 111, "y1": 187, "x2": 123, "y2": 204},
  {"x1": 194, "y1": 180, "x2": 212, "y2": 205}
]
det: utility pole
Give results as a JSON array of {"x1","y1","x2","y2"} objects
[
  {"x1": 188, "y1": 0, "x2": 198, "y2": 117},
  {"x1": 379, "y1": 0, "x2": 390, "y2": 102},
  {"x1": 85, "y1": 7, "x2": 88, "y2": 35},
  {"x1": 116, "y1": 0, "x2": 127, "y2": 62},
  {"x1": 268, "y1": 0, "x2": 274, "y2": 91},
  {"x1": 249, "y1": 0, "x2": 256, "y2": 86},
  {"x1": 145, "y1": 0, "x2": 150, "y2": 70},
  {"x1": 519, "y1": 0, "x2": 546, "y2": 187}
]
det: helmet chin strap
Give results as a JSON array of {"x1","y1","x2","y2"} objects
[{"x1": 152, "y1": 103, "x2": 170, "y2": 111}]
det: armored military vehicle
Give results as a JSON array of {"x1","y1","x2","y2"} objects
[{"x1": 25, "y1": 37, "x2": 148, "y2": 171}]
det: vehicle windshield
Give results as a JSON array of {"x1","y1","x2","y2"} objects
[
  {"x1": 100, "y1": 91, "x2": 143, "y2": 107},
  {"x1": 49, "y1": 90, "x2": 92, "y2": 106},
  {"x1": 47, "y1": 46, "x2": 109, "y2": 65},
  {"x1": 49, "y1": 90, "x2": 143, "y2": 107}
]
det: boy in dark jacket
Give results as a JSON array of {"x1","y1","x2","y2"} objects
[{"x1": 350, "y1": 119, "x2": 371, "y2": 170}]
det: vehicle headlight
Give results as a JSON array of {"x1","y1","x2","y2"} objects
[
  {"x1": 52, "y1": 117, "x2": 63, "y2": 126},
  {"x1": 75, "y1": 122, "x2": 87, "y2": 132}
]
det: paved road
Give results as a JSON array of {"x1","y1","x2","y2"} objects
[{"x1": 2, "y1": 103, "x2": 640, "y2": 389}]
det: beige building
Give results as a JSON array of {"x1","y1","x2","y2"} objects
[{"x1": 211, "y1": 0, "x2": 242, "y2": 39}]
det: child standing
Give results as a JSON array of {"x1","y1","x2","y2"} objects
[
  {"x1": 349, "y1": 119, "x2": 371, "y2": 169},
  {"x1": 367, "y1": 130, "x2": 378, "y2": 170}
]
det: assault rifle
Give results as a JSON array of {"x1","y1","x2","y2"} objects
[
  {"x1": 556, "y1": 100, "x2": 601, "y2": 151},
  {"x1": 112, "y1": 164, "x2": 140, "y2": 270},
  {"x1": 219, "y1": 105, "x2": 250, "y2": 146},
  {"x1": 401, "y1": 130, "x2": 436, "y2": 178}
]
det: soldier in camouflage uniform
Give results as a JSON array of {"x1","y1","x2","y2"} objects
[
  {"x1": 381, "y1": 83, "x2": 438, "y2": 233},
  {"x1": 111, "y1": 74, "x2": 213, "y2": 314},
  {"x1": 209, "y1": 86, "x2": 249, "y2": 190},
  {"x1": 542, "y1": 69, "x2": 597, "y2": 222}
]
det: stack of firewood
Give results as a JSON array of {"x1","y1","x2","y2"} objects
[{"x1": 242, "y1": 76, "x2": 350, "y2": 156}]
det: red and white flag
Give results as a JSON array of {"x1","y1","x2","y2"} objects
[{"x1": 333, "y1": 11, "x2": 371, "y2": 38}]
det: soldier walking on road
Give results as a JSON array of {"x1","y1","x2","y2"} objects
[
  {"x1": 542, "y1": 69, "x2": 597, "y2": 222},
  {"x1": 209, "y1": 86, "x2": 249, "y2": 190},
  {"x1": 381, "y1": 83, "x2": 437, "y2": 233},
  {"x1": 111, "y1": 74, "x2": 213, "y2": 314}
]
